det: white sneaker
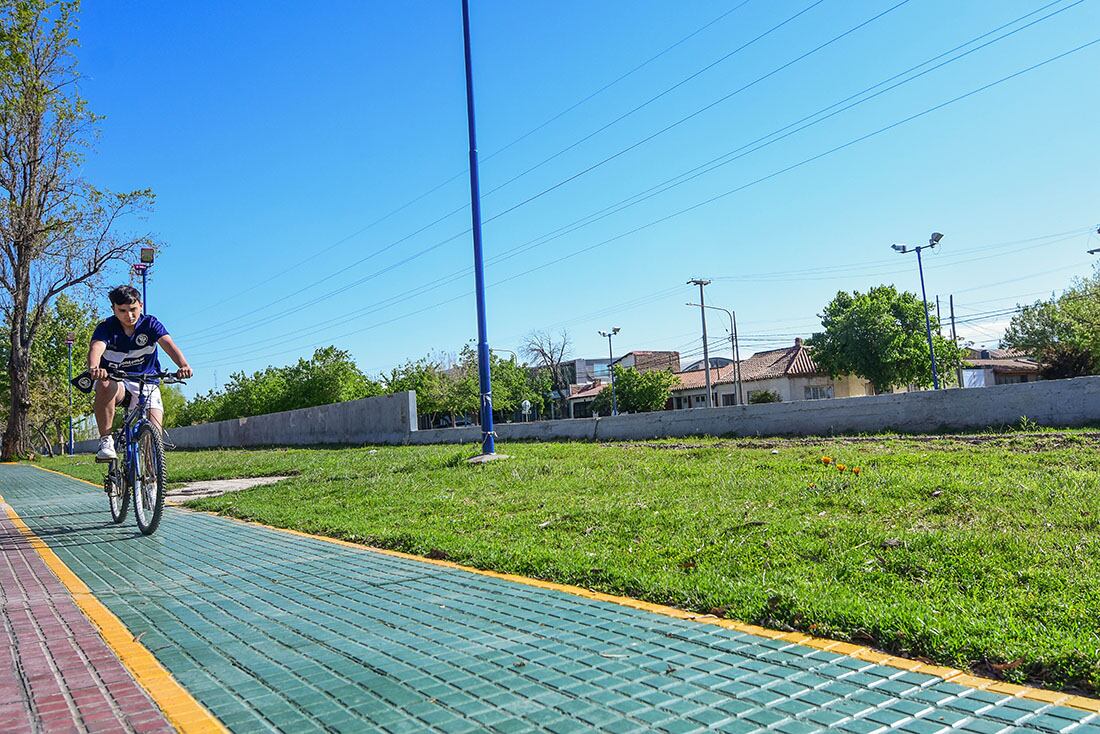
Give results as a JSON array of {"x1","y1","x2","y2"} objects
[{"x1": 96, "y1": 436, "x2": 117, "y2": 461}]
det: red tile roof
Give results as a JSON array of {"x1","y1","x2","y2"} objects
[
  {"x1": 671, "y1": 339, "x2": 822, "y2": 391},
  {"x1": 567, "y1": 382, "x2": 607, "y2": 401}
]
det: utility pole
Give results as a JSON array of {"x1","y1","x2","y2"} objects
[
  {"x1": 935, "y1": 296, "x2": 942, "y2": 336},
  {"x1": 688, "y1": 279, "x2": 713, "y2": 407},
  {"x1": 598, "y1": 328, "x2": 620, "y2": 415},
  {"x1": 891, "y1": 233, "x2": 943, "y2": 390},
  {"x1": 461, "y1": 0, "x2": 497, "y2": 460},
  {"x1": 949, "y1": 295, "x2": 961, "y2": 388},
  {"x1": 686, "y1": 302, "x2": 742, "y2": 405},
  {"x1": 732, "y1": 310, "x2": 743, "y2": 405}
]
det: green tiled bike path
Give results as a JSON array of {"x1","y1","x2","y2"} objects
[{"x1": 3, "y1": 464, "x2": 1098, "y2": 734}]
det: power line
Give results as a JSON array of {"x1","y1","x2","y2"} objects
[
  {"x1": 186, "y1": 5, "x2": 1087, "y2": 351},
  {"x1": 485, "y1": 0, "x2": 912, "y2": 223},
  {"x1": 186, "y1": 2, "x2": 756, "y2": 320},
  {"x1": 182, "y1": 0, "x2": 904, "y2": 343},
  {"x1": 197, "y1": 38, "x2": 1100, "y2": 370}
]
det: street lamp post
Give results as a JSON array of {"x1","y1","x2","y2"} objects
[
  {"x1": 687, "y1": 279, "x2": 714, "y2": 407},
  {"x1": 686, "y1": 302, "x2": 742, "y2": 405},
  {"x1": 892, "y1": 232, "x2": 944, "y2": 390},
  {"x1": 598, "y1": 328, "x2": 620, "y2": 416},
  {"x1": 65, "y1": 332, "x2": 75, "y2": 456},
  {"x1": 461, "y1": 0, "x2": 497, "y2": 459},
  {"x1": 133, "y1": 247, "x2": 155, "y2": 306}
]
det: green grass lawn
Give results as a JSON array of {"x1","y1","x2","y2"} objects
[{"x1": 37, "y1": 432, "x2": 1100, "y2": 695}]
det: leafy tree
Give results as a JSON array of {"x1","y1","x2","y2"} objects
[
  {"x1": 160, "y1": 385, "x2": 186, "y2": 429},
  {"x1": 591, "y1": 366, "x2": 677, "y2": 415},
  {"x1": 0, "y1": 294, "x2": 96, "y2": 451},
  {"x1": 176, "y1": 347, "x2": 382, "y2": 425},
  {"x1": 0, "y1": 1, "x2": 156, "y2": 458},
  {"x1": 808, "y1": 285, "x2": 962, "y2": 393},
  {"x1": 1002, "y1": 268, "x2": 1100, "y2": 378},
  {"x1": 385, "y1": 357, "x2": 454, "y2": 428}
]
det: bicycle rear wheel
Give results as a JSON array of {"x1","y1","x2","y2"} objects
[
  {"x1": 132, "y1": 424, "x2": 166, "y2": 535},
  {"x1": 106, "y1": 463, "x2": 128, "y2": 524}
]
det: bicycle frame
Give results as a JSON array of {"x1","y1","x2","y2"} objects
[{"x1": 117, "y1": 375, "x2": 159, "y2": 487}]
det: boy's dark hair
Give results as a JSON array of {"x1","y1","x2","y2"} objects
[{"x1": 108, "y1": 285, "x2": 142, "y2": 306}]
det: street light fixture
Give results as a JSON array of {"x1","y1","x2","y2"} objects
[
  {"x1": 892, "y1": 232, "x2": 944, "y2": 390},
  {"x1": 597, "y1": 327, "x2": 621, "y2": 416},
  {"x1": 132, "y1": 247, "x2": 155, "y2": 306}
]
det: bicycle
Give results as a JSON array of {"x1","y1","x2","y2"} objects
[{"x1": 100, "y1": 369, "x2": 187, "y2": 535}]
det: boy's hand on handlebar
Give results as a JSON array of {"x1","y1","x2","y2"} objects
[
  {"x1": 176, "y1": 365, "x2": 193, "y2": 379},
  {"x1": 90, "y1": 367, "x2": 109, "y2": 381}
]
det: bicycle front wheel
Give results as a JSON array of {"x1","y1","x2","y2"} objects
[{"x1": 132, "y1": 424, "x2": 166, "y2": 535}]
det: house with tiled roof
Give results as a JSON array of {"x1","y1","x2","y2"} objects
[
  {"x1": 961, "y1": 347, "x2": 1040, "y2": 387},
  {"x1": 669, "y1": 338, "x2": 876, "y2": 408},
  {"x1": 566, "y1": 380, "x2": 608, "y2": 418}
]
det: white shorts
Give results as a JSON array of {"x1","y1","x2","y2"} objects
[{"x1": 121, "y1": 381, "x2": 163, "y2": 412}]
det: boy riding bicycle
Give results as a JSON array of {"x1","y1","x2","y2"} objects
[{"x1": 89, "y1": 285, "x2": 192, "y2": 461}]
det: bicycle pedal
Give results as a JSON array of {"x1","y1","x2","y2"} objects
[{"x1": 95, "y1": 456, "x2": 117, "y2": 465}]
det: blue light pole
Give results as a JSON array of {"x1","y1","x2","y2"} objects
[
  {"x1": 65, "y1": 333, "x2": 74, "y2": 456},
  {"x1": 461, "y1": 0, "x2": 496, "y2": 457},
  {"x1": 892, "y1": 232, "x2": 944, "y2": 390}
]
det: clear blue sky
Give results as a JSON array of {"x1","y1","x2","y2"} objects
[{"x1": 77, "y1": 1, "x2": 1100, "y2": 395}]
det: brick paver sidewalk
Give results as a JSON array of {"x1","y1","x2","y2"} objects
[
  {"x1": 1, "y1": 493, "x2": 173, "y2": 733},
  {"x1": 2, "y1": 463, "x2": 1099, "y2": 733}
]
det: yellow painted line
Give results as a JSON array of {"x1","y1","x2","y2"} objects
[
  {"x1": 0, "y1": 492, "x2": 227, "y2": 733},
  {"x1": 24, "y1": 461, "x2": 104, "y2": 488},
  {"x1": 21, "y1": 462, "x2": 1100, "y2": 715},
  {"x1": 203, "y1": 510, "x2": 1100, "y2": 715}
]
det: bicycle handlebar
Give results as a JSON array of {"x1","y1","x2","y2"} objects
[{"x1": 103, "y1": 368, "x2": 188, "y2": 384}]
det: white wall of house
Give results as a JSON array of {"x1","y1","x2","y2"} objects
[{"x1": 671, "y1": 374, "x2": 876, "y2": 407}]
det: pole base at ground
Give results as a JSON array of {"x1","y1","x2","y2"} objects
[{"x1": 467, "y1": 452, "x2": 510, "y2": 464}]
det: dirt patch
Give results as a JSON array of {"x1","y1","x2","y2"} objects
[{"x1": 167, "y1": 476, "x2": 292, "y2": 504}]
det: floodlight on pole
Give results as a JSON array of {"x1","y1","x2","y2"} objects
[
  {"x1": 598, "y1": 327, "x2": 620, "y2": 416},
  {"x1": 132, "y1": 247, "x2": 154, "y2": 306},
  {"x1": 892, "y1": 232, "x2": 944, "y2": 390}
]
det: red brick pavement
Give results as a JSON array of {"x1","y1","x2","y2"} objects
[{"x1": 1, "y1": 504, "x2": 174, "y2": 734}]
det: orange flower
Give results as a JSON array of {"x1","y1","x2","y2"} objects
[
  {"x1": 852, "y1": 467, "x2": 862, "y2": 475},
  {"x1": 821, "y1": 456, "x2": 833, "y2": 465},
  {"x1": 836, "y1": 463, "x2": 847, "y2": 472}
]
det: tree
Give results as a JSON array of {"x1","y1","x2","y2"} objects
[
  {"x1": 175, "y1": 347, "x2": 382, "y2": 426},
  {"x1": 521, "y1": 330, "x2": 572, "y2": 414},
  {"x1": 0, "y1": 1, "x2": 155, "y2": 458},
  {"x1": 808, "y1": 285, "x2": 962, "y2": 393},
  {"x1": 1002, "y1": 268, "x2": 1100, "y2": 378},
  {"x1": 591, "y1": 366, "x2": 678, "y2": 415},
  {"x1": 0, "y1": 293, "x2": 95, "y2": 451},
  {"x1": 160, "y1": 384, "x2": 186, "y2": 429}
]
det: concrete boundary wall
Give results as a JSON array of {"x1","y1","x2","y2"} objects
[
  {"x1": 407, "y1": 376, "x2": 1100, "y2": 445},
  {"x1": 69, "y1": 377, "x2": 1100, "y2": 452},
  {"x1": 73, "y1": 391, "x2": 417, "y2": 452}
]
